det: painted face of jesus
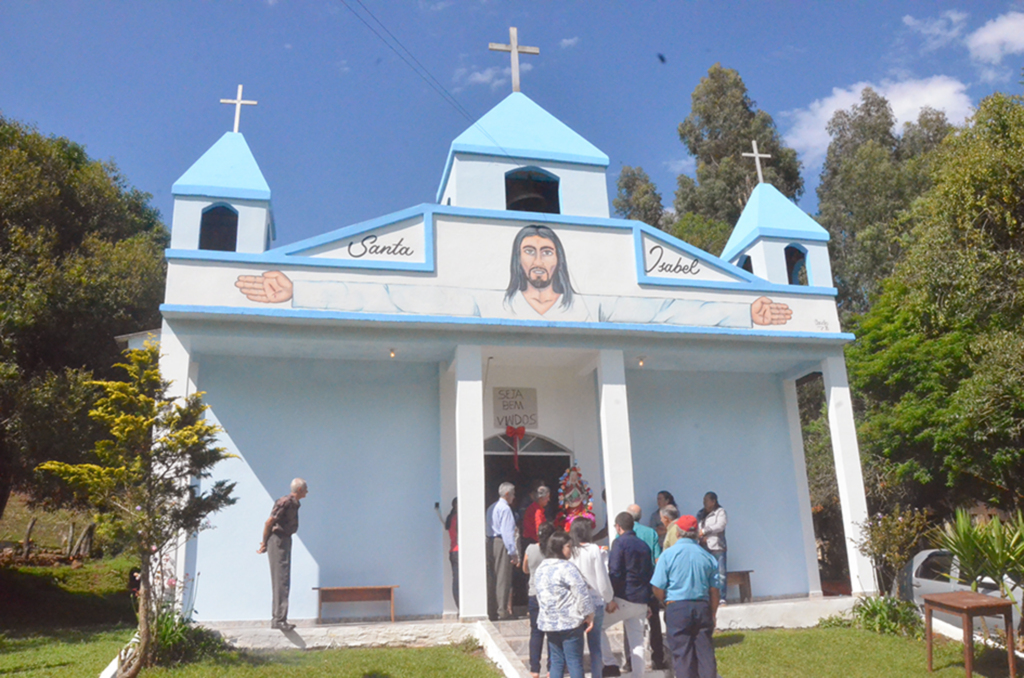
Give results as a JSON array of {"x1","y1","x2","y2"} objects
[{"x1": 519, "y1": 235, "x2": 558, "y2": 290}]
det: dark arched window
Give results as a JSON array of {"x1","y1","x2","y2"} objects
[
  {"x1": 505, "y1": 167, "x2": 560, "y2": 214},
  {"x1": 785, "y1": 244, "x2": 808, "y2": 285},
  {"x1": 737, "y1": 255, "x2": 753, "y2": 274},
  {"x1": 199, "y1": 205, "x2": 238, "y2": 251}
]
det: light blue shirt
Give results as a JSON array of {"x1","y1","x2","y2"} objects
[
  {"x1": 486, "y1": 497, "x2": 517, "y2": 556},
  {"x1": 650, "y1": 538, "x2": 721, "y2": 602}
]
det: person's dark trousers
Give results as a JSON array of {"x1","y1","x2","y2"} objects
[
  {"x1": 547, "y1": 624, "x2": 587, "y2": 678},
  {"x1": 648, "y1": 597, "x2": 666, "y2": 667},
  {"x1": 527, "y1": 595, "x2": 548, "y2": 674},
  {"x1": 267, "y1": 533, "x2": 292, "y2": 625},
  {"x1": 450, "y1": 550, "x2": 460, "y2": 607},
  {"x1": 665, "y1": 600, "x2": 717, "y2": 678},
  {"x1": 486, "y1": 538, "x2": 498, "y2": 620}
]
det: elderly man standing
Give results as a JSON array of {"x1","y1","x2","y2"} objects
[
  {"x1": 257, "y1": 478, "x2": 308, "y2": 631},
  {"x1": 486, "y1": 482, "x2": 519, "y2": 620},
  {"x1": 521, "y1": 485, "x2": 550, "y2": 547},
  {"x1": 651, "y1": 514, "x2": 721, "y2": 678}
]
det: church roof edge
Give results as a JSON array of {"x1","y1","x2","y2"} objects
[
  {"x1": 172, "y1": 131, "x2": 271, "y2": 202},
  {"x1": 720, "y1": 183, "x2": 828, "y2": 262}
]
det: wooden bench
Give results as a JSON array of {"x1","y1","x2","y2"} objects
[
  {"x1": 726, "y1": 570, "x2": 753, "y2": 603},
  {"x1": 313, "y1": 585, "x2": 399, "y2": 623}
]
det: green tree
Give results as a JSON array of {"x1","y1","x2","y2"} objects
[
  {"x1": 675, "y1": 64, "x2": 804, "y2": 226},
  {"x1": 817, "y1": 88, "x2": 952, "y2": 321},
  {"x1": 0, "y1": 115, "x2": 167, "y2": 519},
  {"x1": 667, "y1": 212, "x2": 732, "y2": 257},
  {"x1": 39, "y1": 344, "x2": 236, "y2": 677},
  {"x1": 613, "y1": 166, "x2": 664, "y2": 227},
  {"x1": 848, "y1": 93, "x2": 1024, "y2": 512}
]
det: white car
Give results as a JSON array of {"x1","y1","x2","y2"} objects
[{"x1": 898, "y1": 549, "x2": 1022, "y2": 631}]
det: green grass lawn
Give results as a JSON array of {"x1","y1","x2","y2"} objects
[
  {"x1": 716, "y1": 628, "x2": 1019, "y2": 678},
  {"x1": 0, "y1": 626, "x2": 134, "y2": 678}
]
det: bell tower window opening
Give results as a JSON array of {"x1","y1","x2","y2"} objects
[
  {"x1": 199, "y1": 205, "x2": 238, "y2": 252},
  {"x1": 737, "y1": 254, "x2": 753, "y2": 274},
  {"x1": 785, "y1": 244, "x2": 808, "y2": 285},
  {"x1": 505, "y1": 168, "x2": 560, "y2": 214}
]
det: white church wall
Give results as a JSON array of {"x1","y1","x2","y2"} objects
[
  {"x1": 193, "y1": 354, "x2": 443, "y2": 621},
  {"x1": 626, "y1": 368, "x2": 811, "y2": 599},
  {"x1": 446, "y1": 155, "x2": 610, "y2": 218}
]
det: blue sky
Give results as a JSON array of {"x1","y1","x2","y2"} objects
[{"x1": 2, "y1": 2, "x2": 1022, "y2": 247}]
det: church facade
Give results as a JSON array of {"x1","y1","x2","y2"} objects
[{"x1": 160, "y1": 91, "x2": 876, "y2": 623}]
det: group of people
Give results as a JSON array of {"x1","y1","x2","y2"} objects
[{"x1": 487, "y1": 483, "x2": 728, "y2": 678}]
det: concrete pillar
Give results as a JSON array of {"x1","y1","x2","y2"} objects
[
  {"x1": 453, "y1": 345, "x2": 487, "y2": 619},
  {"x1": 782, "y1": 378, "x2": 823, "y2": 597},
  {"x1": 439, "y1": 364, "x2": 458, "y2": 617},
  {"x1": 596, "y1": 350, "x2": 635, "y2": 540},
  {"x1": 821, "y1": 354, "x2": 877, "y2": 595}
]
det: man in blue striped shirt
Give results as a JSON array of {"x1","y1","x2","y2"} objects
[
  {"x1": 486, "y1": 482, "x2": 519, "y2": 620},
  {"x1": 651, "y1": 514, "x2": 721, "y2": 678}
]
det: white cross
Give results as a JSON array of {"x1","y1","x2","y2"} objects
[
  {"x1": 489, "y1": 27, "x2": 539, "y2": 93},
  {"x1": 220, "y1": 84, "x2": 258, "y2": 133},
  {"x1": 742, "y1": 140, "x2": 771, "y2": 184}
]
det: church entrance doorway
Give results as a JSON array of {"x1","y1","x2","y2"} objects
[{"x1": 484, "y1": 433, "x2": 572, "y2": 612}]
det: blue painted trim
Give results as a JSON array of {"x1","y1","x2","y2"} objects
[
  {"x1": 160, "y1": 303, "x2": 855, "y2": 342},
  {"x1": 171, "y1": 184, "x2": 271, "y2": 201},
  {"x1": 164, "y1": 248, "x2": 436, "y2": 272},
  {"x1": 721, "y1": 228, "x2": 829, "y2": 263},
  {"x1": 631, "y1": 224, "x2": 838, "y2": 297},
  {"x1": 451, "y1": 143, "x2": 609, "y2": 167},
  {"x1": 436, "y1": 151, "x2": 456, "y2": 203},
  {"x1": 272, "y1": 205, "x2": 432, "y2": 255}
]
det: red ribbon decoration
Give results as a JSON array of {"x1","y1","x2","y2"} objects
[{"x1": 506, "y1": 426, "x2": 526, "y2": 471}]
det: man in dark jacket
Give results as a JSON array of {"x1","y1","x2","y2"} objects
[
  {"x1": 258, "y1": 478, "x2": 308, "y2": 631},
  {"x1": 601, "y1": 512, "x2": 653, "y2": 678}
]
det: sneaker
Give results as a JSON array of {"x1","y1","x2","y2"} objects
[{"x1": 601, "y1": 667, "x2": 621, "y2": 677}]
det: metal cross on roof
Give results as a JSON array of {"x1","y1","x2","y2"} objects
[
  {"x1": 220, "y1": 84, "x2": 258, "y2": 133},
  {"x1": 489, "y1": 27, "x2": 539, "y2": 93},
  {"x1": 742, "y1": 139, "x2": 771, "y2": 183}
]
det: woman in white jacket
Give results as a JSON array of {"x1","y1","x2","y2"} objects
[
  {"x1": 698, "y1": 491, "x2": 728, "y2": 603},
  {"x1": 569, "y1": 518, "x2": 614, "y2": 673}
]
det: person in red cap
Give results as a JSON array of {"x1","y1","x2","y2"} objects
[{"x1": 651, "y1": 514, "x2": 721, "y2": 678}]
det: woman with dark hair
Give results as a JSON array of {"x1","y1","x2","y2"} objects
[
  {"x1": 650, "y1": 490, "x2": 676, "y2": 530},
  {"x1": 441, "y1": 498, "x2": 459, "y2": 607},
  {"x1": 523, "y1": 521, "x2": 556, "y2": 678},
  {"x1": 568, "y1": 518, "x2": 613, "y2": 674},
  {"x1": 697, "y1": 491, "x2": 728, "y2": 603},
  {"x1": 534, "y1": 530, "x2": 594, "y2": 678}
]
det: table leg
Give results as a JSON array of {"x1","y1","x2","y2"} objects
[
  {"x1": 1006, "y1": 612, "x2": 1017, "y2": 678},
  {"x1": 926, "y1": 605, "x2": 934, "y2": 672},
  {"x1": 963, "y1": 614, "x2": 974, "y2": 678},
  {"x1": 390, "y1": 591, "x2": 395, "y2": 622}
]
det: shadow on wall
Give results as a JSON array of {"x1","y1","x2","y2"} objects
[{"x1": 201, "y1": 354, "x2": 444, "y2": 618}]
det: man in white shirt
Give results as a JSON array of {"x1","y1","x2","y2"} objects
[{"x1": 486, "y1": 482, "x2": 519, "y2": 620}]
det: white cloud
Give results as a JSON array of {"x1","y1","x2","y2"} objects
[
  {"x1": 453, "y1": 63, "x2": 532, "y2": 92},
  {"x1": 664, "y1": 157, "x2": 696, "y2": 176},
  {"x1": 419, "y1": 0, "x2": 454, "y2": 10},
  {"x1": 337, "y1": 60, "x2": 350, "y2": 74},
  {"x1": 965, "y1": 10, "x2": 1024, "y2": 82},
  {"x1": 783, "y1": 76, "x2": 974, "y2": 169},
  {"x1": 902, "y1": 10, "x2": 968, "y2": 52},
  {"x1": 560, "y1": 37, "x2": 580, "y2": 48}
]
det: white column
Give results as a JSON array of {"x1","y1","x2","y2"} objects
[
  {"x1": 596, "y1": 350, "x2": 635, "y2": 539},
  {"x1": 157, "y1": 320, "x2": 200, "y2": 608},
  {"x1": 782, "y1": 378, "x2": 823, "y2": 597},
  {"x1": 454, "y1": 345, "x2": 488, "y2": 619},
  {"x1": 439, "y1": 364, "x2": 458, "y2": 617},
  {"x1": 821, "y1": 355, "x2": 877, "y2": 595}
]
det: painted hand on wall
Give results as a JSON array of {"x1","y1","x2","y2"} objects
[
  {"x1": 750, "y1": 296, "x2": 792, "y2": 325},
  {"x1": 236, "y1": 271, "x2": 294, "y2": 303}
]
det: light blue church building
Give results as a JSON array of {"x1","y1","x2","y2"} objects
[{"x1": 158, "y1": 91, "x2": 876, "y2": 623}]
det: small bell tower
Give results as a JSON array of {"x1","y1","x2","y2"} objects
[{"x1": 170, "y1": 85, "x2": 274, "y2": 253}]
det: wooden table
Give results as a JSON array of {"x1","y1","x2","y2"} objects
[
  {"x1": 726, "y1": 570, "x2": 753, "y2": 603},
  {"x1": 923, "y1": 591, "x2": 1016, "y2": 677},
  {"x1": 313, "y1": 585, "x2": 399, "y2": 623}
]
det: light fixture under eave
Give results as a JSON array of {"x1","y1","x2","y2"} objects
[
  {"x1": 638, "y1": 357, "x2": 645, "y2": 368},
  {"x1": 389, "y1": 349, "x2": 396, "y2": 358}
]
